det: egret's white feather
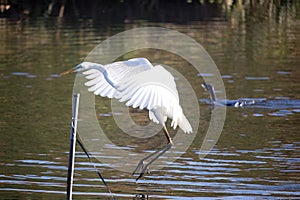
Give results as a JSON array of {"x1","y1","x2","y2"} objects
[
  {"x1": 146, "y1": 86, "x2": 155, "y2": 110},
  {"x1": 83, "y1": 69, "x2": 100, "y2": 79},
  {"x1": 94, "y1": 84, "x2": 113, "y2": 97},
  {"x1": 81, "y1": 65, "x2": 117, "y2": 97},
  {"x1": 91, "y1": 82, "x2": 106, "y2": 93},
  {"x1": 85, "y1": 77, "x2": 100, "y2": 87},
  {"x1": 101, "y1": 58, "x2": 153, "y2": 86},
  {"x1": 131, "y1": 89, "x2": 147, "y2": 108},
  {"x1": 85, "y1": 72, "x2": 101, "y2": 80},
  {"x1": 87, "y1": 81, "x2": 101, "y2": 92},
  {"x1": 80, "y1": 58, "x2": 154, "y2": 99},
  {"x1": 101, "y1": 84, "x2": 114, "y2": 97},
  {"x1": 149, "y1": 111, "x2": 159, "y2": 124},
  {"x1": 117, "y1": 66, "x2": 179, "y2": 101},
  {"x1": 140, "y1": 87, "x2": 153, "y2": 109}
]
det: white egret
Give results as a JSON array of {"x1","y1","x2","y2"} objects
[{"x1": 61, "y1": 58, "x2": 192, "y2": 179}]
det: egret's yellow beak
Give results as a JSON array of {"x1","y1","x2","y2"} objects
[
  {"x1": 60, "y1": 65, "x2": 81, "y2": 77},
  {"x1": 60, "y1": 68, "x2": 75, "y2": 77}
]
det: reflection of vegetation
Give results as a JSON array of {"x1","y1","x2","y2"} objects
[
  {"x1": 226, "y1": 0, "x2": 298, "y2": 56},
  {"x1": 2, "y1": 0, "x2": 299, "y2": 23}
]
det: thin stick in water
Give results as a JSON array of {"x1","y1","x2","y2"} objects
[{"x1": 66, "y1": 93, "x2": 80, "y2": 200}]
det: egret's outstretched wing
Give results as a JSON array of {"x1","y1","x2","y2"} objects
[
  {"x1": 83, "y1": 69, "x2": 117, "y2": 98},
  {"x1": 82, "y1": 58, "x2": 153, "y2": 98},
  {"x1": 80, "y1": 61, "x2": 192, "y2": 133},
  {"x1": 115, "y1": 65, "x2": 192, "y2": 133},
  {"x1": 116, "y1": 65, "x2": 179, "y2": 108}
]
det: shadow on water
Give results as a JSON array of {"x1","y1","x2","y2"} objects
[{"x1": 1, "y1": 0, "x2": 300, "y2": 199}]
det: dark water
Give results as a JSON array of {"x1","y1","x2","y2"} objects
[{"x1": 1, "y1": 1, "x2": 300, "y2": 199}]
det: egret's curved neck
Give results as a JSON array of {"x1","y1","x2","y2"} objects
[{"x1": 85, "y1": 63, "x2": 118, "y2": 88}]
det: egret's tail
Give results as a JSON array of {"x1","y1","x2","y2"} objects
[{"x1": 179, "y1": 114, "x2": 193, "y2": 134}]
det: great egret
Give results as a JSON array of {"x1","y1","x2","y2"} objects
[{"x1": 61, "y1": 58, "x2": 192, "y2": 180}]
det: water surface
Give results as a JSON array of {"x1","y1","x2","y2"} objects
[{"x1": 1, "y1": 1, "x2": 300, "y2": 199}]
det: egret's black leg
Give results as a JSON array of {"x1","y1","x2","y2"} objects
[
  {"x1": 132, "y1": 143, "x2": 170, "y2": 176},
  {"x1": 133, "y1": 126, "x2": 173, "y2": 180},
  {"x1": 133, "y1": 143, "x2": 172, "y2": 180}
]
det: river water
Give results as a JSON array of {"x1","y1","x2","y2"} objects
[{"x1": 1, "y1": 2, "x2": 300, "y2": 199}]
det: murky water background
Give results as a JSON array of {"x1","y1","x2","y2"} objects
[{"x1": 1, "y1": 1, "x2": 300, "y2": 199}]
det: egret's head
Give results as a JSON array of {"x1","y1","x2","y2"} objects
[{"x1": 60, "y1": 62, "x2": 96, "y2": 77}]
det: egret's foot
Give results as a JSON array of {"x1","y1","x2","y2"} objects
[
  {"x1": 135, "y1": 164, "x2": 151, "y2": 181},
  {"x1": 132, "y1": 160, "x2": 145, "y2": 176},
  {"x1": 134, "y1": 165, "x2": 152, "y2": 181},
  {"x1": 132, "y1": 161, "x2": 150, "y2": 181}
]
